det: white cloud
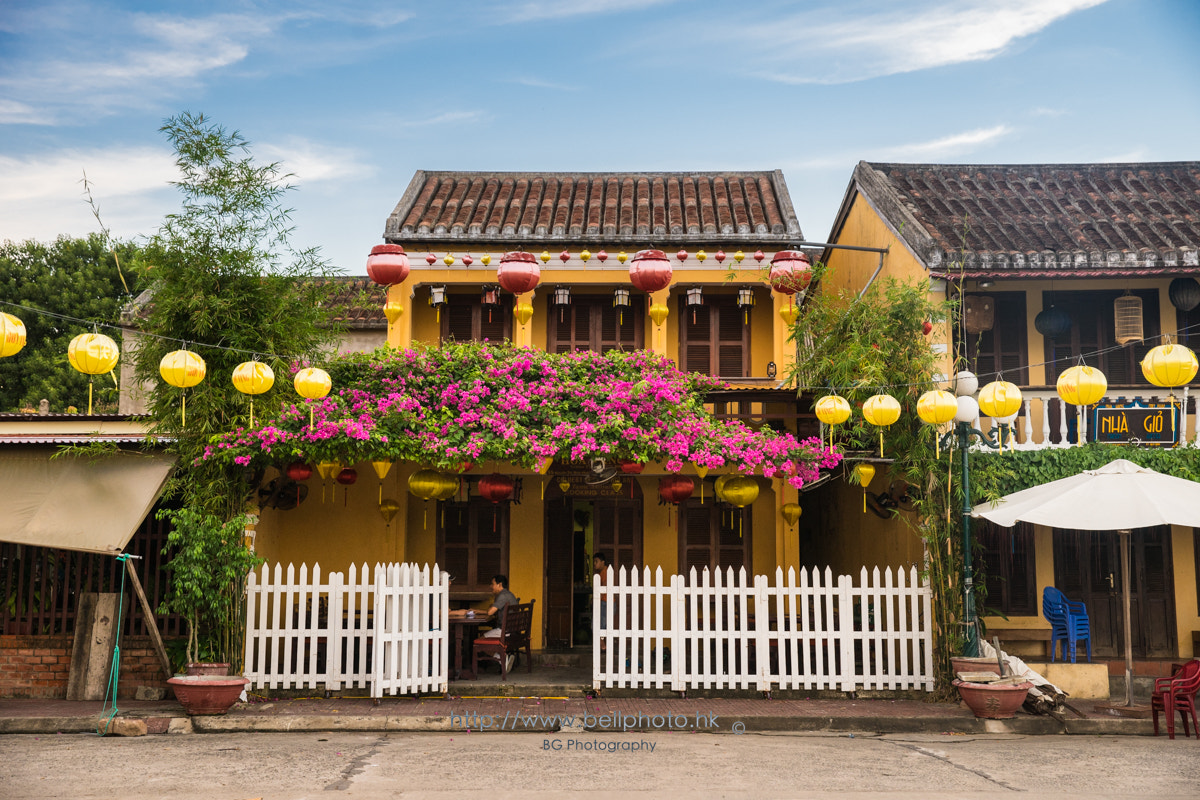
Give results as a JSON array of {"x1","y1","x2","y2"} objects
[
  {"x1": 499, "y1": 0, "x2": 676, "y2": 23},
  {"x1": 698, "y1": 0, "x2": 1110, "y2": 84},
  {"x1": 258, "y1": 140, "x2": 371, "y2": 184},
  {"x1": 0, "y1": 99, "x2": 53, "y2": 126},
  {"x1": 510, "y1": 77, "x2": 580, "y2": 91},
  {"x1": 396, "y1": 111, "x2": 488, "y2": 128},
  {"x1": 874, "y1": 125, "x2": 1014, "y2": 160}
]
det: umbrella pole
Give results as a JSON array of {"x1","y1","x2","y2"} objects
[{"x1": 1120, "y1": 528, "x2": 1134, "y2": 707}]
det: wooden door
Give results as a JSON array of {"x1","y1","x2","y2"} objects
[
  {"x1": 543, "y1": 498, "x2": 574, "y2": 649},
  {"x1": 592, "y1": 497, "x2": 643, "y2": 572},
  {"x1": 1052, "y1": 526, "x2": 1176, "y2": 658}
]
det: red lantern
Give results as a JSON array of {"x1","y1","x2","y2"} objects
[
  {"x1": 286, "y1": 462, "x2": 313, "y2": 481},
  {"x1": 336, "y1": 468, "x2": 357, "y2": 485},
  {"x1": 753, "y1": 249, "x2": 765, "y2": 262},
  {"x1": 425, "y1": 253, "x2": 437, "y2": 265},
  {"x1": 715, "y1": 250, "x2": 727, "y2": 263},
  {"x1": 497, "y1": 251, "x2": 541, "y2": 295},
  {"x1": 676, "y1": 248, "x2": 689, "y2": 262},
  {"x1": 658, "y1": 475, "x2": 694, "y2": 504},
  {"x1": 478, "y1": 473, "x2": 515, "y2": 503},
  {"x1": 629, "y1": 249, "x2": 673, "y2": 293},
  {"x1": 619, "y1": 460, "x2": 644, "y2": 474},
  {"x1": 365, "y1": 244, "x2": 410, "y2": 286},
  {"x1": 559, "y1": 249, "x2": 571, "y2": 263},
  {"x1": 596, "y1": 250, "x2": 609, "y2": 262},
  {"x1": 769, "y1": 250, "x2": 813, "y2": 296}
]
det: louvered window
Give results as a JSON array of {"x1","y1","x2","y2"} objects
[
  {"x1": 592, "y1": 499, "x2": 643, "y2": 570},
  {"x1": 678, "y1": 498, "x2": 750, "y2": 575},
  {"x1": 976, "y1": 520, "x2": 1036, "y2": 616},
  {"x1": 679, "y1": 294, "x2": 748, "y2": 377},
  {"x1": 437, "y1": 497, "x2": 508, "y2": 593},
  {"x1": 965, "y1": 292, "x2": 1028, "y2": 385},
  {"x1": 547, "y1": 296, "x2": 642, "y2": 353},
  {"x1": 1043, "y1": 290, "x2": 1159, "y2": 385},
  {"x1": 441, "y1": 294, "x2": 513, "y2": 343}
]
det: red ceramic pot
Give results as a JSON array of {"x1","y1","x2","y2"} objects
[
  {"x1": 168, "y1": 675, "x2": 250, "y2": 716},
  {"x1": 952, "y1": 679, "x2": 1032, "y2": 719}
]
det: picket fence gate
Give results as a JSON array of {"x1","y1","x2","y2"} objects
[
  {"x1": 244, "y1": 562, "x2": 449, "y2": 697},
  {"x1": 593, "y1": 565, "x2": 934, "y2": 692}
]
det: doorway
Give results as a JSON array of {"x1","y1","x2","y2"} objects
[
  {"x1": 1052, "y1": 526, "x2": 1176, "y2": 658},
  {"x1": 543, "y1": 484, "x2": 643, "y2": 650}
]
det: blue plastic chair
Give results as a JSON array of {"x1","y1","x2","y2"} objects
[{"x1": 1042, "y1": 586, "x2": 1091, "y2": 663}]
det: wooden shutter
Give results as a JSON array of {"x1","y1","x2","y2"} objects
[
  {"x1": 437, "y1": 498, "x2": 509, "y2": 592},
  {"x1": 444, "y1": 303, "x2": 475, "y2": 342},
  {"x1": 716, "y1": 300, "x2": 747, "y2": 377},
  {"x1": 441, "y1": 295, "x2": 513, "y2": 343},
  {"x1": 592, "y1": 498, "x2": 642, "y2": 570},
  {"x1": 977, "y1": 520, "x2": 1036, "y2": 616},
  {"x1": 967, "y1": 292, "x2": 1027, "y2": 385},
  {"x1": 1043, "y1": 290, "x2": 1159, "y2": 385},
  {"x1": 551, "y1": 297, "x2": 643, "y2": 353},
  {"x1": 680, "y1": 295, "x2": 747, "y2": 376},
  {"x1": 678, "y1": 499, "x2": 749, "y2": 573}
]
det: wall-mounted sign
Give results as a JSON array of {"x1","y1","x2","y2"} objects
[{"x1": 1093, "y1": 403, "x2": 1179, "y2": 445}]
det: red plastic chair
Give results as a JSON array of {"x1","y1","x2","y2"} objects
[{"x1": 1152, "y1": 659, "x2": 1200, "y2": 740}]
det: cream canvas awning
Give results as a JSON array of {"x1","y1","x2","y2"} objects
[{"x1": 0, "y1": 447, "x2": 175, "y2": 554}]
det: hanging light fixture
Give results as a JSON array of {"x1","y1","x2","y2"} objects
[
  {"x1": 1168, "y1": 277, "x2": 1200, "y2": 312},
  {"x1": 1114, "y1": 292, "x2": 1143, "y2": 345},
  {"x1": 553, "y1": 285, "x2": 571, "y2": 323},
  {"x1": 736, "y1": 287, "x2": 755, "y2": 324},
  {"x1": 429, "y1": 285, "x2": 448, "y2": 323},
  {"x1": 613, "y1": 287, "x2": 631, "y2": 325},
  {"x1": 1034, "y1": 305, "x2": 1071, "y2": 339},
  {"x1": 481, "y1": 284, "x2": 500, "y2": 324},
  {"x1": 686, "y1": 287, "x2": 703, "y2": 324}
]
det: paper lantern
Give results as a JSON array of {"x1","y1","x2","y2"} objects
[
  {"x1": 379, "y1": 499, "x2": 401, "y2": 526},
  {"x1": 294, "y1": 367, "x2": 332, "y2": 429},
  {"x1": 658, "y1": 475, "x2": 693, "y2": 525},
  {"x1": 336, "y1": 467, "x2": 357, "y2": 506},
  {"x1": 769, "y1": 250, "x2": 812, "y2": 296},
  {"x1": 158, "y1": 349, "x2": 206, "y2": 427},
  {"x1": 0, "y1": 313, "x2": 26, "y2": 358},
  {"x1": 853, "y1": 462, "x2": 876, "y2": 513},
  {"x1": 781, "y1": 502, "x2": 802, "y2": 527},
  {"x1": 779, "y1": 304, "x2": 798, "y2": 327},
  {"x1": 720, "y1": 476, "x2": 758, "y2": 508},
  {"x1": 1034, "y1": 305, "x2": 1071, "y2": 339},
  {"x1": 649, "y1": 302, "x2": 669, "y2": 327},
  {"x1": 285, "y1": 462, "x2": 312, "y2": 481},
  {"x1": 370, "y1": 460, "x2": 393, "y2": 503},
  {"x1": 620, "y1": 460, "x2": 644, "y2": 474},
  {"x1": 713, "y1": 474, "x2": 732, "y2": 501},
  {"x1": 408, "y1": 469, "x2": 445, "y2": 501},
  {"x1": 432, "y1": 475, "x2": 460, "y2": 501},
  {"x1": 365, "y1": 244, "x2": 410, "y2": 286},
  {"x1": 497, "y1": 251, "x2": 541, "y2": 295},
  {"x1": 862, "y1": 394, "x2": 901, "y2": 457},
  {"x1": 479, "y1": 473, "x2": 515, "y2": 504},
  {"x1": 1168, "y1": 278, "x2": 1200, "y2": 312},
  {"x1": 514, "y1": 301, "x2": 534, "y2": 326},
  {"x1": 1141, "y1": 343, "x2": 1198, "y2": 388},
  {"x1": 629, "y1": 249, "x2": 673, "y2": 293},
  {"x1": 917, "y1": 390, "x2": 957, "y2": 458},
  {"x1": 232, "y1": 360, "x2": 274, "y2": 427},
  {"x1": 383, "y1": 300, "x2": 404, "y2": 325},
  {"x1": 814, "y1": 395, "x2": 851, "y2": 425},
  {"x1": 68, "y1": 333, "x2": 119, "y2": 375},
  {"x1": 978, "y1": 381, "x2": 1022, "y2": 418},
  {"x1": 1056, "y1": 365, "x2": 1107, "y2": 407}
]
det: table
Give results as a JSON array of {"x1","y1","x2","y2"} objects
[{"x1": 448, "y1": 614, "x2": 493, "y2": 680}]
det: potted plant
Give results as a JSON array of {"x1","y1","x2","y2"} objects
[
  {"x1": 159, "y1": 508, "x2": 263, "y2": 715},
  {"x1": 952, "y1": 678, "x2": 1034, "y2": 719}
]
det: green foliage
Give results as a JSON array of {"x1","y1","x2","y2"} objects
[
  {"x1": 0, "y1": 235, "x2": 146, "y2": 412},
  {"x1": 133, "y1": 112, "x2": 342, "y2": 519},
  {"x1": 156, "y1": 508, "x2": 263, "y2": 668}
]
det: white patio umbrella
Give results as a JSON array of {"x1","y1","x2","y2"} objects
[{"x1": 971, "y1": 458, "x2": 1200, "y2": 706}]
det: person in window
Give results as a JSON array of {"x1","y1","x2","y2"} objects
[{"x1": 593, "y1": 552, "x2": 610, "y2": 651}]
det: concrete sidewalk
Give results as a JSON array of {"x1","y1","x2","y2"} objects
[{"x1": 0, "y1": 692, "x2": 1157, "y2": 737}]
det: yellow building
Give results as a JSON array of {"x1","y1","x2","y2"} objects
[{"x1": 825, "y1": 160, "x2": 1200, "y2": 661}]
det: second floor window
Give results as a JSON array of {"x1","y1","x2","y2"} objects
[
  {"x1": 1043, "y1": 289, "x2": 1159, "y2": 386},
  {"x1": 964, "y1": 292, "x2": 1028, "y2": 385},
  {"x1": 548, "y1": 295, "x2": 643, "y2": 353},
  {"x1": 680, "y1": 294, "x2": 748, "y2": 377},
  {"x1": 442, "y1": 293, "x2": 513, "y2": 343}
]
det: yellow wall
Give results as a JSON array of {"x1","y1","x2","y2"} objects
[{"x1": 1172, "y1": 525, "x2": 1199, "y2": 657}]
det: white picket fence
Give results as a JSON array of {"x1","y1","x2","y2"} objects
[
  {"x1": 594, "y1": 565, "x2": 934, "y2": 692},
  {"x1": 244, "y1": 562, "x2": 449, "y2": 697}
]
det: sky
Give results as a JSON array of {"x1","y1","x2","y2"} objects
[{"x1": 1, "y1": 0, "x2": 1197, "y2": 276}]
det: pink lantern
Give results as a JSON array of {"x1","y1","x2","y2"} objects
[
  {"x1": 497, "y1": 251, "x2": 541, "y2": 295},
  {"x1": 753, "y1": 249, "x2": 766, "y2": 262},
  {"x1": 629, "y1": 249, "x2": 673, "y2": 293},
  {"x1": 559, "y1": 249, "x2": 571, "y2": 263},
  {"x1": 676, "y1": 248, "x2": 689, "y2": 262},
  {"x1": 425, "y1": 253, "x2": 437, "y2": 265},
  {"x1": 769, "y1": 250, "x2": 813, "y2": 296},
  {"x1": 365, "y1": 244, "x2": 410, "y2": 286},
  {"x1": 715, "y1": 250, "x2": 727, "y2": 263},
  {"x1": 462, "y1": 254, "x2": 474, "y2": 266},
  {"x1": 596, "y1": 250, "x2": 609, "y2": 262}
]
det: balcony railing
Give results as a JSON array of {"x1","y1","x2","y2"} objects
[{"x1": 969, "y1": 386, "x2": 1197, "y2": 450}]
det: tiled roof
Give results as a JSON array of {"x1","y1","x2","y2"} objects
[
  {"x1": 324, "y1": 277, "x2": 387, "y2": 329},
  {"x1": 385, "y1": 171, "x2": 801, "y2": 245},
  {"x1": 0, "y1": 434, "x2": 154, "y2": 445},
  {"x1": 845, "y1": 161, "x2": 1200, "y2": 278}
]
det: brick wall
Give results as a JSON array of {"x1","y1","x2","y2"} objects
[{"x1": 0, "y1": 634, "x2": 175, "y2": 699}]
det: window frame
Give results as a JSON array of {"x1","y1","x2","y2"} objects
[
  {"x1": 546, "y1": 294, "x2": 644, "y2": 353},
  {"x1": 678, "y1": 293, "x2": 749, "y2": 377}
]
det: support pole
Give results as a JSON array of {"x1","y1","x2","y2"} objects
[
  {"x1": 959, "y1": 421, "x2": 978, "y2": 657},
  {"x1": 1120, "y1": 528, "x2": 1134, "y2": 707}
]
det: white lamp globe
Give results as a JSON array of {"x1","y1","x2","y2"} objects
[
  {"x1": 955, "y1": 396, "x2": 979, "y2": 424},
  {"x1": 954, "y1": 370, "x2": 979, "y2": 397}
]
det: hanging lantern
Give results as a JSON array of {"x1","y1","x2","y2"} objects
[
  {"x1": 432, "y1": 474, "x2": 460, "y2": 501},
  {"x1": 497, "y1": 251, "x2": 542, "y2": 295},
  {"x1": 557, "y1": 476, "x2": 571, "y2": 493},
  {"x1": 852, "y1": 462, "x2": 876, "y2": 513},
  {"x1": 462, "y1": 254, "x2": 474, "y2": 266},
  {"x1": 580, "y1": 249, "x2": 591, "y2": 262},
  {"x1": 1114, "y1": 292, "x2": 1143, "y2": 345},
  {"x1": 1057, "y1": 365, "x2": 1107, "y2": 407},
  {"x1": 676, "y1": 248, "x2": 689, "y2": 262},
  {"x1": 480, "y1": 254, "x2": 492, "y2": 266},
  {"x1": 753, "y1": 249, "x2": 765, "y2": 262},
  {"x1": 692, "y1": 463, "x2": 709, "y2": 501},
  {"x1": 1034, "y1": 305, "x2": 1071, "y2": 339},
  {"x1": 649, "y1": 302, "x2": 669, "y2": 327},
  {"x1": 781, "y1": 502, "x2": 802, "y2": 528},
  {"x1": 383, "y1": 300, "x2": 404, "y2": 325},
  {"x1": 159, "y1": 349, "x2": 206, "y2": 427},
  {"x1": 1168, "y1": 277, "x2": 1200, "y2": 312},
  {"x1": 769, "y1": 251, "x2": 813, "y2": 296},
  {"x1": 733, "y1": 250, "x2": 745, "y2": 263},
  {"x1": 620, "y1": 460, "x2": 644, "y2": 474},
  {"x1": 1141, "y1": 341, "x2": 1199, "y2": 387},
  {"x1": 617, "y1": 251, "x2": 628, "y2": 264},
  {"x1": 232, "y1": 360, "x2": 274, "y2": 427},
  {"x1": 553, "y1": 286, "x2": 571, "y2": 306},
  {"x1": 559, "y1": 249, "x2": 571, "y2": 263},
  {"x1": 286, "y1": 462, "x2": 312, "y2": 482},
  {"x1": 713, "y1": 474, "x2": 732, "y2": 503},
  {"x1": 316, "y1": 461, "x2": 338, "y2": 503},
  {"x1": 408, "y1": 469, "x2": 444, "y2": 501},
  {"x1": 365, "y1": 244, "x2": 410, "y2": 286},
  {"x1": 379, "y1": 499, "x2": 401, "y2": 527},
  {"x1": 294, "y1": 367, "x2": 331, "y2": 429},
  {"x1": 862, "y1": 394, "x2": 901, "y2": 458},
  {"x1": 68, "y1": 332, "x2": 119, "y2": 375},
  {"x1": 429, "y1": 285, "x2": 448, "y2": 323},
  {"x1": 963, "y1": 295, "x2": 995, "y2": 333},
  {"x1": 977, "y1": 381, "x2": 1022, "y2": 418},
  {"x1": 443, "y1": 253, "x2": 455, "y2": 266},
  {"x1": 336, "y1": 467, "x2": 357, "y2": 506},
  {"x1": 613, "y1": 287, "x2": 630, "y2": 324},
  {"x1": 540, "y1": 251, "x2": 552, "y2": 264},
  {"x1": 916, "y1": 389, "x2": 957, "y2": 457},
  {"x1": 596, "y1": 250, "x2": 608, "y2": 262},
  {"x1": 814, "y1": 395, "x2": 852, "y2": 451},
  {"x1": 779, "y1": 304, "x2": 798, "y2": 326},
  {"x1": 657, "y1": 475, "x2": 693, "y2": 525},
  {"x1": 0, "y1": 313, "x2": 26, "y2": 358},
  {"x1": 736, "y1": 287, "x2": 755, "y2": 324},
  {"x1": 611, "y1": 478, "x2": 623, "y2": 494},
  {"x1": 720, "y1": 476, "x2": 758, "y2": 508},
  {"x1": 481, "y1": 285, "x2": 501, "y2": 306},
  {"x1": 479, "y1": 473, "x2": 515, "y2": 504},
  {"x1": 629, "y1": 249, "x2": 673, "y2": 293},
  {"x1": 371, "y1": 460, "x2": 393, "y2": 503},
  {"x1": 696, "y1": 250, "x2": 707, "y2": 262},
  {"x1": 514, "y1": 301, "x2": 534, "y2": 326}
]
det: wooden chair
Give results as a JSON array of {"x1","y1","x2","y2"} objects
[
  {"x1": 472, "y1": 601, "x2": 535, "y2": 681},
  {"x1": 1152, "y1": 659, "x2": 1200, "y2": 740}
]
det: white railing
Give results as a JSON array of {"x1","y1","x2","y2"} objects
[
  {"x1": 244, "y1": 562, "x2": 448, "y2": 696},
  {"x1": 594, "y1": 565, "x2": 934, "y2": 693},
  {"x1": 969, "y1": 387, "x2": 1196, "y2": 450}
]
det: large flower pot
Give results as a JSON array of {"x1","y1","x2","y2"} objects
[
  {"x1": 953, "y1": 679, "x2": 1033, "y2": 720},
  {"x1": 184, "y1": 662, "x2": 230, "y2": 676},
  {"x1": 951, "y1": 656, "x2": 1001, "y2": 677},
  {"x1": 168, "y1": 675, "x2": 249, "y2": 716}
]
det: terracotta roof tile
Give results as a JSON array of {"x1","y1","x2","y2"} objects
[
  {"x1": 848, "y1": 161, "x2": 1200, "y2": 277},
  {"x1": 386, "y1": 171, "x2": 801, "y2": 246},
  {"x1": 322, "y1": 277, "x2": 387, "y2": 329}
]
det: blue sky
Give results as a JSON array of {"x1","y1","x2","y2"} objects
[{"x1": 1, "y1": 0, "x2": 1197, "y2": 275}]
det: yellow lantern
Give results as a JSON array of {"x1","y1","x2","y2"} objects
[
  {"x1": 515, "y1": 301, "x2": 534, "y2": 326},
  {"x1": 383, "y1": 300, "x2": 404, "y2": 325},
  {"x1": 853, "y1": 462, "x2": 876, "y2": 513},
  {"x1": 649, "y1": 302, "x2": 669, "y2": 327},
  {"x1": 714, "y1": 474, "x2": 732, "y2": 501},
  {"x1": 316, "y1": 461, "x2": 338, "y2": 503},
  {"x1": 814, "y1": 394, "x2": 851, "y2": 451},
  {"x1": 379, "y1": 499, "x2": 401, "y2": 527},
  {"x1": 408, "y1": 469, "x2": 457, "y2": 527},
  {"x1": 0, "y1": 313, "x2": 26, "y2": 358},
  {"x1": 159, "y1": 349, "x2": 206, "y2": 426},
  {"x1": 692, "y1": 463, "x2": 709, "y2": 501},
  {"x1": 720, "y1": 476, "x2": 759, "y2": 537},
  {"x1": 862, "y1": 394, "x2": 901, "y2": 457},
  {"x1": 1141, "y1": 342, "x2": 1198, "y2": 388},
  {"x1": 294, "y1": 367, "x2": 332, "y2": 428},
  {"x1": 1056, "y1": 365, "x2": 1107, "y2": 406},
  {"x1": 232, "y1": 360, "x2": 275, "y2": 427},
  {"x1": 432, "y1": 474, "x2": 459, "y2": 501},
  {"x1": 978, "y1": 381, "x2": 1022, "y2": 418},
  {"x1": 371, "y1": 460, "x2": 393, "y2": 502},
  {"x1": 779, "y1": 304, "x2": 798, "y2": 327},
  {"x1": 781, "y1": 502, "x2": 802, "y2": 527},
  {"x1": 69, "y1": 333, "x2": 120, "y2": 415},
  {"x1": 916, "y1": 390, "x2": 957, "y2": 457}
]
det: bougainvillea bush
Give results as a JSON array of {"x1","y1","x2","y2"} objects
[{"x1": 203, "y1": 341, "x2": 841, "y2": 487}]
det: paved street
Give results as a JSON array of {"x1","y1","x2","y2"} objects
[{"x1": 2, "y1": 730, "x2": 1195, "y2": 799}]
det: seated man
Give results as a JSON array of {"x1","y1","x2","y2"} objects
[{"x1": 449, "y1": 575, "x2": 519, "y2": 671}]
